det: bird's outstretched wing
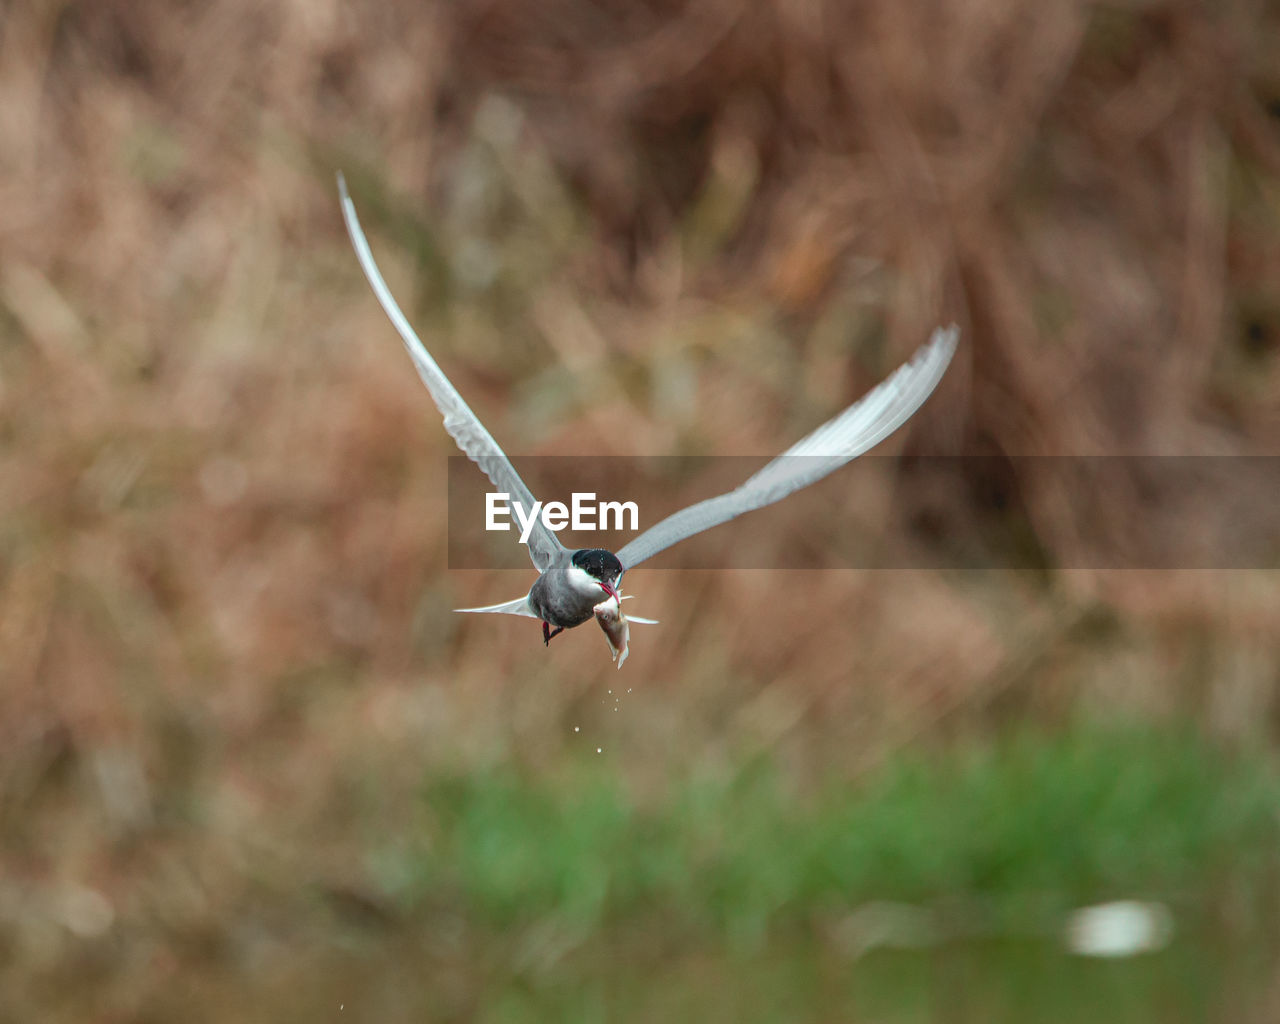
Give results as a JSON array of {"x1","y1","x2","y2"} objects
[
  {"x1": 615, "y1": 325, "x2": 959, "y2": 570},
  {"x1": 455, "y1": 595, "x2": 538, "y2": 617},
  {"x1": 338, "y1": 173, "x2": 566, "y2": 573}
]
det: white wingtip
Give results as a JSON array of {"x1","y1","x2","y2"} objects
[
  {"x1": 618, "y1": 595, "x2": 658, "y2": 623},
  {"x1": 930, "y1": 323, "x2": 961, "y2": 364}
]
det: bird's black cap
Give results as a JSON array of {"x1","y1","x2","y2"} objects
[{"x1": 571, "y1": 548, "x2": 623, "y2": 582}]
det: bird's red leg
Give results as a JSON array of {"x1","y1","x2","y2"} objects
[{"x1": 542, "y1": 622, "x2": 564, "y2": 646}]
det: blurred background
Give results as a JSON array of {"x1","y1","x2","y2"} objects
[{"x1": 2, "y1": 0, "x2": 1280, "y2": 1020}]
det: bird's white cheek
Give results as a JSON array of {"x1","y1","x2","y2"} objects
[{"x1": 566, "y1": 564, "x2": 602, "y2": 596}]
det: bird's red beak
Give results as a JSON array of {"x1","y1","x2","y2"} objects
[{"x1": 599, "y1": 580, "x2": 620, "y2": 602}]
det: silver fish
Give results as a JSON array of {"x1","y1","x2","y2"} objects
[{"x1": 593, "y1": 594, "x2": 631, "y2": 668}]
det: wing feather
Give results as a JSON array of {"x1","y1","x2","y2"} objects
[
  {"x1": 615, "y1": 326, "x2": 958, "y2": 569},
  {"x1": 338, "y1": 173, "x2": 566, "y2": 573},
  {"x1": 454, "y1": 595, "x2": 538, "y2": 617}
]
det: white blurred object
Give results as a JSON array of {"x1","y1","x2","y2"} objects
[
  {"x1": 56, "y1": 884, "x2": 115, "y2": 940},
  {"x1": 1063, "y1": 900, "x2": 1174, "y2": 957}
]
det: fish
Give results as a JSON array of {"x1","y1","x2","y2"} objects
[{"x1": 594, "y1": 593, "x2": 631, "y2": 668}]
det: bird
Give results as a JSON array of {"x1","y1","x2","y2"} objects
[{"x1": 337, "y1": 173, "x2": 958, "y2": 667}]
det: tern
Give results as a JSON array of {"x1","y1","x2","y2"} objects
[{"x1": 338, "y1": 174, "x2": 957, "y2": 666}]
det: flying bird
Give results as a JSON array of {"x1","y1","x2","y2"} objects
[{"x1": 338, "y1": 173, "x2": 957, "y2": 667}]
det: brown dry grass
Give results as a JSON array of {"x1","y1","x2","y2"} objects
[{"x1": 2, "y1": 0, "x2": 1280, "y2": 1018}]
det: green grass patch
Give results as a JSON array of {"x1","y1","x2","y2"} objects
[{"x1": 407, "y1": 722, "x2": 1280, "y2": 939}]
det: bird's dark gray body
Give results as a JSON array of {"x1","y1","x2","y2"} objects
[
  {"x1": 528, "y1": 564, "x2": 596, "y2": 629},
  {"x1": 528, "y1": 549, "x2": 624, "y2": 629}
]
